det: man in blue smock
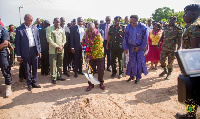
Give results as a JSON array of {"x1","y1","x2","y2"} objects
[{"x1": 123, "y1": 15, "x2": 148, "y2": 84}]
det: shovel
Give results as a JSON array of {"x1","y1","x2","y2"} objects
[{"x1": 82, "y1": 50, "x2": 100, "y2": 85}]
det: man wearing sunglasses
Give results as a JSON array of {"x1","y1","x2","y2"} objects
[{"x1": 123, "y1": 15, "x2": 148, "y2": 84}]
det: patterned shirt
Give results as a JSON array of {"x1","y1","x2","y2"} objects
[
  {"x1": 149, "y1": 30, "x2": 162, "y2": 46},
  {"x1": 182, "y1": 17, "x2": 200, "y2": 49},
  {"x1": 82, "y1": 29, "x2": 104, "y2": 60},
  {"x1": 161, "y1": 25, "x2": 182, "y2": 51}
]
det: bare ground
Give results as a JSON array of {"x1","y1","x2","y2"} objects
[{"x1": 0, "y1": 61, "x2": 199, "y2": 119}]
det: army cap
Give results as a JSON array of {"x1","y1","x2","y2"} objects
[
  {"x1": 72, "y1": 19, "x2": 76, "y2": 22},
  {"x1": 114, "y1": 16, "x2": 121, "y2": 21},
  {"x1": 169, "y1": 16, "x2": 177, "y2": 20}
]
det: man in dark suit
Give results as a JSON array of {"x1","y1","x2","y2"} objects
[
  {"x1": 15, "y1": 14, "x2": 41, "y2": 91},
  {"x1": 100, "y1": 16, "x2": 112, "y2": 72},
  {"x1": 70, "y1": 17, "x2": 85, "y2": 78},
  {"x1": 39, "y1": 20, "x2": 50, "y2": 75}
]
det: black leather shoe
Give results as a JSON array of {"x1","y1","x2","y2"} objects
[
  {"x1": 64, "y1": 72, "x2": 70, "y2": 77},
  {"x1": 78, "y1": 72, "x2": 84, "y2": 75},
  {"x1": 118, "y1": 74, "x2": 123, "y2": 79},
  {"x1": 107, "y1": 67, "x2": 111, "y2": 72},
  {"x1": 135, "y1": 79, "x2": 140, "y2": 84},
  {"x1": 52, "y1": 80, "x2": 56, "y2": 84},
  {"x1": 74, "y1": 73, "x2": 78, "y2": 78},
  {"x1": 27, "y1": 85, "x2": 32, "y2": 91},
  {"x1": 32, "y1": 84, "x2": 41, "y2": 88},
  {"x1": 176, "y1": 112, "x2": 196, "y2": 119},
  {"x1": 57, "y1": 78, "x2": 66, "y2": 81},
  {"x1": 126, "y1": 77, "x2": 134, "y2": 82},
  {"x1": 19, "y1": 77, "x2": 23, "y2": 82},
  {"x1": 111, "y1": 73, "x2": 116, "y2": 78}
]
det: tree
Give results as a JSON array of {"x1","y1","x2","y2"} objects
[
  {"x1": 152, "y1": 7, "x2": 174, "y2": 22},
  {"x1": 84, "y1": 18, "x2": 96, "y2": 23},
  {"x1": 139, "y1": 18, "x2": 147, "y2": 24},
  {"x1": 152, "y1": 7, "x2": 185, "y2": 27}
]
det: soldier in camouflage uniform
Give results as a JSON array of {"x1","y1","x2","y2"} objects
[
  {"x1": 8, "y1": 24, "x2": 16, "y2": 67},
  {"x1": 106, "y1": 16, "x2": 125, "y2": 79},
  {"x1": 157, "y1": 16, "x2": 182, "y2": 80},
  {"x1": 176, "y1": 4, "x2": 200, "y2": 119}
]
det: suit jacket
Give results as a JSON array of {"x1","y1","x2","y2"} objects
[
  {"x1": 100, "y1": 23, "x2": 112, "y2": 40},
  {"x1": 98, "y1": 28, "x2": 104, "y2": 39},
  {"x1": 70, "y1": 25, "x2": 81, "y2": 50},
  {"x1": 15, "y1": 24, "x2": 41, "y2": 58}
]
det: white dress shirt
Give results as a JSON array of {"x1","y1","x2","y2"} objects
[
  {"x1": 25, "y1": 25, "x2": 35, "y2": 47},
  {"x1": 77, "y1": 25, "x2": 85, "y2": 43},
  {"x1": 104, "y1": 23, "x2": 111, "y2": 40}
]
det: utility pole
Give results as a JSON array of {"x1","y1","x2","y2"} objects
[{"x1": 18, "y1": 6, "x2": 23, "y2": 25}]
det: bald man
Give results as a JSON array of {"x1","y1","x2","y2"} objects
[
  {"x1": 70, "y1": 17, "x2": 85, "y2": 78},
  {"x1": 15, "y1": 14, "x2": 41, "y2": 91}
]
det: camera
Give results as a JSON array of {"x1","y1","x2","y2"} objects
[{"x1": 175, "y1": 48, "x2": 200, "y2": 105}]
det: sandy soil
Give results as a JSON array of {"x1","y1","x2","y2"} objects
[{"x1": 0, "y1": 61, "x2": 199, "y2": 119}]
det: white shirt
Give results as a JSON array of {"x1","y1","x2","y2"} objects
[
  {"x1": 104, "y1": 23, "x2": 111, "y2": 40},
  {"x1": 77, "y1": 25, "x2": 85, "y2": 43},
  {"x1": 146, "y1": 25, "x2": 153, "y2": 35},
  {"x1": 25, "y1": 25, "x2": 35, "y2": 47}
]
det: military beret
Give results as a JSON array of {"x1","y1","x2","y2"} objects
[
  {"x1": 169, "y1": 16, "x2": 177, "y2": 20},
  {"x1": 44, "y1": 20, "x2": 50, "y2": 25},
  {"x1": 184, "y1": 4, "x2": 200, "y2": 12},
  {"x1": 114, "y1": 16, "x2": 121, "y2": 21}
]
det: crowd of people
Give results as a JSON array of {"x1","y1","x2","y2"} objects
[{"x1": 0, "y1": 3, "x2": 200, "y2": 118}]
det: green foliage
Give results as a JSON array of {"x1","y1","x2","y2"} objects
[
  {"x1": 152, "y1": 7, "x2": 185, "y2": 27},
  {"x1": 84, "y1": 18, "x2": 96, "y2": 23},
  {"x1": 152, "y1": 7, "x2": 175, "y2": 21},
  {"x1": 139, "y1": 18, "x2": 147, "y2": 23},
  {"x1": 121, "y1": 18, "x2": 125, "y2": 24}
]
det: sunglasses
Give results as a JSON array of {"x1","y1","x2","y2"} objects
[{"x1": 130, "y1": 22, "x2": 137, "y2": 24}]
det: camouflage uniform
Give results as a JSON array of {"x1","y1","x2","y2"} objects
[
  {"x1": 182, "y1": 17, "x2": 200, "y2": 49},
  {"x1": 109, "y1": 25, "x2": 125, "y2": 76},
  {"x1": 160, "y1": 24, "x2": 182, "y2": 73},
  {"x1": 8, "y1": 31, "x2": 16, "y2": 66}
]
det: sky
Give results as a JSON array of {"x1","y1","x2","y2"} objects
[{"x1": 0, "y1": 0, "x2": 200, "y2": 26}]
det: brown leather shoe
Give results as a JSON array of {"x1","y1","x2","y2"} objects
[
  {"x1": 86, "y1": 85, "x2": 94, "y2": 92},
  {"x1": 100, "y1": 84, "x2": 105, "y2": 90}
]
